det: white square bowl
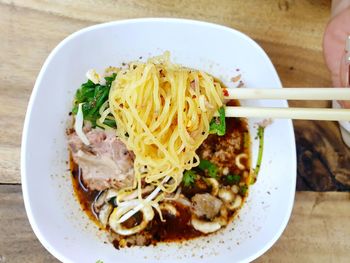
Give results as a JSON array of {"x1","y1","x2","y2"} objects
[{"x1": 21, "y1": 18, "x2": 296, "y2": 263}]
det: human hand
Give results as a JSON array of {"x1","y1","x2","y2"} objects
[{"x1": 323, "y1": 2, "x2": 350, "y2": 108}]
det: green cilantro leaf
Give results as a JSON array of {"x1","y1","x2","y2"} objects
[
  {"x1": 198, "y1": 159, "x2": 218, "y2": 178},
  {"x1": 226, "y1": 174, "x2": 241, "y2": 184},
  {"x1": 182, "y1": 170, "x2": 197, "y2": 187}
]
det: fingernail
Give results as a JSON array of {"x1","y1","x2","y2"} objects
[{"x1": 340, "y1": 36, "x2": 350, "y2": 87}]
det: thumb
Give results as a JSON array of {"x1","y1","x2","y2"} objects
[{"x1": 323, "y1": 7, "x2": 350, "y2": 87}]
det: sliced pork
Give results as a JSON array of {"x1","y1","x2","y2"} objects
[{"x1": 68, "y1": 129, "x2": 134, "y2": 191}]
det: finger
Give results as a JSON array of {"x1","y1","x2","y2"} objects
[
  {"x1": 323, "y1": 7, "x2": 350, "y2": 87},
  {"x1": 338, "y1": 100, "x2": 350, "y2": 108}
]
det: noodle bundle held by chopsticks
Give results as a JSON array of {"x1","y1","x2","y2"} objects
[{"x1": 109, "y1": 52, "x2": 223, "y2": 195}]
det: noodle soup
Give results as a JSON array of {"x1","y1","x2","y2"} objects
[{"x1": 67, "y1": 53, "x2": 253, "y2": 248}]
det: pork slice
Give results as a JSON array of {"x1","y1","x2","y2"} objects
[
  {"x1": 68, "y1": 129, "x2": 135, "y2": 191},
  {"x1": 191, "y1": 193, "x2": 222, "y2": 220}
]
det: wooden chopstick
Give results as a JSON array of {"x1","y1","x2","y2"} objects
[
  {"x1": 219, "y1": 88, "x2": 350, "y2": 121},
  {"x1": 225, "y1": 88, "x2": 350, "y2": 100},
  {"x1": 223, "y1": 106, "x2": 350, "y2": 121}
]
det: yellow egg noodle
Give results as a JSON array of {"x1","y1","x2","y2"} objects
[{"x1": 98, "y1": 52, "x2": 224, "y2": 220}]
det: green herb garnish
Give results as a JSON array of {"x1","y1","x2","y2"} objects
[
  {"x1": 102, "y1": 118, "x2": 116, "y2": 127},
  {"x1": 105, "y1": 73, "x2": 117, "y2": 87},
  {"x1": 209, "y1": 106, "x2": 226, "y2": 136},
  {"x1": 240, "y1": 184, "x2": 248, "y2": 195},
  {"x1": 251, "y1": 126, "x2": 265, "y2": 184},
  {"x1": 183, "y1": 170, "x2": 197, "y2": 187},
  {"x1": 72, "y1": 73, "x2": 117, "y2": 128},
  {"x1": 198, "y1": 159, "x2": 218, "y2": 178},
  {"x1": 226, "y1": 174, "x2": 241, "y2": 184}
]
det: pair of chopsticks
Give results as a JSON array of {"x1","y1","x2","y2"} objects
[
  {"x1": 223, "y1": 88, "x2": 350, "y2": 121},
  {"x1": 228, "y1": 36, "x2": 350, "y2": 121}
]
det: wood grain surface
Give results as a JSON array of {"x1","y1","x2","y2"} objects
[{"x1": 1, "y1": 0, "x2": 349, "y2": 262}]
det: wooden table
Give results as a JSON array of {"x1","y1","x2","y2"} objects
[{"x1": 1, "y1": 0, "x2": 349, "y2": 262}]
